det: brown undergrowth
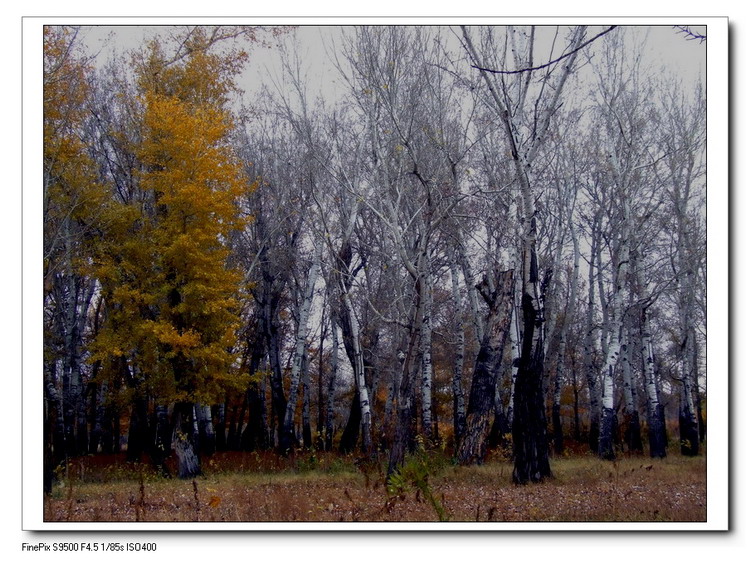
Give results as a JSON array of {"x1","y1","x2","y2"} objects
[{"x1": 44, "y1": 447, "x2": 707, "y2": 523}]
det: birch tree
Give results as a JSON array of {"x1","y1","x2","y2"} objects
[
  {"x1": 590, "y1": 29, "x2": 680, "y2": 459},
  {"x1": 462, "y1": 24, "x2": 591, "y2": 483},
  {"x1": 279, "y1": 241, "x2": 323, "y2": 452},
  {"x1": 659, "y1": 79, "x2": 707, "y2": 456},
  {"x1": 333, "y1": 26, "x2": 475, "y2": 468},
  {"x1": 456, "y1": 269, "x2": 515, "y2": 463}
]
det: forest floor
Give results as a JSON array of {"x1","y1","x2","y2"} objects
[{"x1": 44, "y1": 446, "x2": 707, "y2": 524}]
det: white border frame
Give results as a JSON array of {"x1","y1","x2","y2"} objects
[{"x1": 22, "y1": 16, "x2": 728, "y2": 532}]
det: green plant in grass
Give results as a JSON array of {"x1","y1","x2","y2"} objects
[{"x1": 386, "y1": 448, "x2": 449, "y2": 521}]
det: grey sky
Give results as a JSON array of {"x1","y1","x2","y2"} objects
[{"x1": 79, "y1": 24, "x2": 707, "y2": 106}]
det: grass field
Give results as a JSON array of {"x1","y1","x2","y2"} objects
[{"x1": 44, "y1": 447, "x2": 707, "y2": 523}]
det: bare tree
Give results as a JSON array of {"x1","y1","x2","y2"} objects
[{"x1": 461, "y1": 24, "x2": 589, "y2": 483}]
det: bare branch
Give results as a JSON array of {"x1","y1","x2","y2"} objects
[
  {"x1": 470, "y1": 26, "x2": 617, "y2": 75},
  {"x1": 673, "y1": 26, "x2": 707, "y2": 43}
]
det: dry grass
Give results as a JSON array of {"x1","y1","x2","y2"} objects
[{"x1": 44, "y1": 449, "x2": 707, "y2": 523}]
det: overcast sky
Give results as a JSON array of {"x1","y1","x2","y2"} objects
[{"x1": 79, "y1": 23, "x2": 707, "y2": 107}]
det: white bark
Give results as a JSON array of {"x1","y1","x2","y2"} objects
[
  {"x1": 282, "y1": 242, "x2": 323, "y2": 443},
  {"x1": 197, "y1": 403, "x2": 215, "y2": 452},
  {"x1": 456, "y1": 240, "x2": 484, "y2": 346},
  {"x1": 450, "y1": 260, "x2": 467, "y2": 438},
  {"x1": 641, "y1": 316, "x2": 660, "y2": 417},
  {"x1": 582, "y1": 217, "x2": 602, "y2": 449},
  {"x1": 627, "y1": 197, "x2": 666, "y2": 455},
  {"x1": 419, "y1": 266, "x2": 434, "y2": 439},
  {"x1": 600, "y1": 195, "x2": 632, "y2": 419},
  {"x1": 340, "y1": 277, "x2": 373, "y2": 453}
]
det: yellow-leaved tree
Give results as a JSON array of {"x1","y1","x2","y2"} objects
[{"x1": 90, "y1": 28, "x2": 252, "y2": 476}]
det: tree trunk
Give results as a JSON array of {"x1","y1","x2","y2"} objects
[
  {"x1": 101, "y1": 397, "x2": 116, "y2": 455},
  {"x1": 621, "y1": 324, "x2": 643, "y2": 454},
  {"x1": 241, "y1": 329, "x2": 268, "y2": 451},
  {"x1": 599, "y1": 195, "x2": 631, "y2": 460},
  {"x1": 510, "y1": 208, "x2": 551, "y2": 483},
  {"x1": 196, "y1": 403, "x2": 216, "y2": 456},
  {"x1": 226, "y1": 400, "x2": 240, "y2": 450},
  {"x1": 584, "y1": 228, "x2": 601, "y2": 453},
  {"x1": 88, "y1": 378, "x2": 104, "y2": 454},
  {"x1": 644, "y1": 346, "x2": 667, "y2": 458},
  {"x1": 551, "y1": 393, "x2": 564, "y2": 455},
  {"x1": 673, "y1": 147, "x2": 702, "y2": 457},
  {"x1": 213, "y1": 403, "x2": 227, "y2": 452},
  {"x1": 553, "y1": 221, "x2": 580, "y2": 455},
  {"x1": 339, "y1": 281, "x2": 373, "y2": 455},
  {"x1": 325, "y1": 314, "x2": 339, "y2": 451},
  {"x1": 599, "y1": 400, "x2": 617, "y2": 461},
  {"x1": 264, "y1": 300, "x2": 287, "y2": 450},
  {"x1": 456, "y1": 240, "x2": 484, "y2": 346},
  {"x1": 172, "y1": 403, "x2": 201, "y2": 479},
  {"x1": 551, "y1": 319, "x2": 566, "y2": 456},
  {"x1": 572, "y1": 369, "x2": 581, "y2": 443},
  {"x1": 316, "y1": 308, "x2": 328, "y2": 450},
  {"x1": 57, "y1": 272, "x2": 95, "y2": 458},
  {"x1": 512, "y1": 292, "x2": 552, "y2": 484},
  {"x1": 488, "y1": 374, "x2": 511, "y2": 450},
  {"x1": 457, "y1": 269, "x2": 514, "y2": 465},
  {"x1": 636, "y1": 262, "x2": 667, "y2": 458},
  {"x1": 280, "y1": 244, "x2": 322, "y2": 453},
  {"x1": 43, "y1": 391, "x2": 54, "y2": 494},
  {"x1": 44, "y1": 368, "x2": 66, "y2": 492},
  {"x1": 339, "y1": 392, "x2": 361, "y2": 454},
  {"x1": 301, "y1": 352, "x2": 313, "y2": 449},
  {"x1": 458, "y1": 36, "x2": 584, "y2": 476},
  {"x1": 387, "y1": 299, "x2": 421, "y2": 477},
  {"x1": 449, "y1": 261, "x2": 467, "y2": 444},
  {"x1": 419, "y1": 268, "x2": 435, "y2": 443},
  {"x1": 599, "y1": 349, "x2": 619, "y2": 461},
  {"x1": 506, "y1": 291, "x2": 520, "y2": 430},
  {"x1": 678, "y1": 377, "x2": 699, "y2": 457},
  {"x1": 126, "y1": 392, "x2": 150, "y2": 463},
  {"x1": 151, "y1": 404, "x2": 171, "y2": 475}
]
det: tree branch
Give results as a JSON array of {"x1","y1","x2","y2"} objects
[
  {"x1": 470, "y1": 26, "x2": 617, "y2": 75},
  {"x1": 673, "y1": 26, "x2": 707, "y2": 43}
]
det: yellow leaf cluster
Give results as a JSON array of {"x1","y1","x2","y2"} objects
[{"x1": 87, "y1": 31, "x2": 251, "y2": 405}]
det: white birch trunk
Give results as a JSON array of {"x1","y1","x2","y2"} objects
[
  {"x1": 301, "y1": 351, "x2": 312, "y2": 448},
  {"x1": 506, "y1": 285, "x2": 521, "y2": 428},
  {"x1": 584, "y1": 235, "x2": 601, "y2": 452},
  {"x1": 419, "y1": 266, "x2": 434, "y2": 440},
  {"x1": 599, "y1": 155, "x2": 632, "y2": 459},
  {"x1": 634, "y1": 235, "x2": 666, "y2": 457},
  {"x1": 507, "y1": 196, "x2": 522, "y2": 430},
  {"x1": 340, "y1": 280, "x2": 373, "y2": 454},
  {"x1": 676, "y1": 187, "x2": 700, "y2": 455},
  {"x1": 450, "y1": 260, "x2": 467, "y2": 440},
  {"x1": 621, "y1": 326, "x2": 635, "y2": 415},
  {"x1": 196, "y1": 403, "x2": 215, "y2": 455},
  {"x1": 641, "y1": 317, "x2": 661, "y2": 419},
  {"x1": 456, "y1": 240, "x2": 484, "y2": 346},
  {"x1": 620, "y1": 320, "x2": 643, "y2": 453},
  {"x1": 281, "y1": 242, "x2": 323, "y2": 450},
  {"x1": 636, "y1": 280, "x2": 667, "y2": 458}
]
